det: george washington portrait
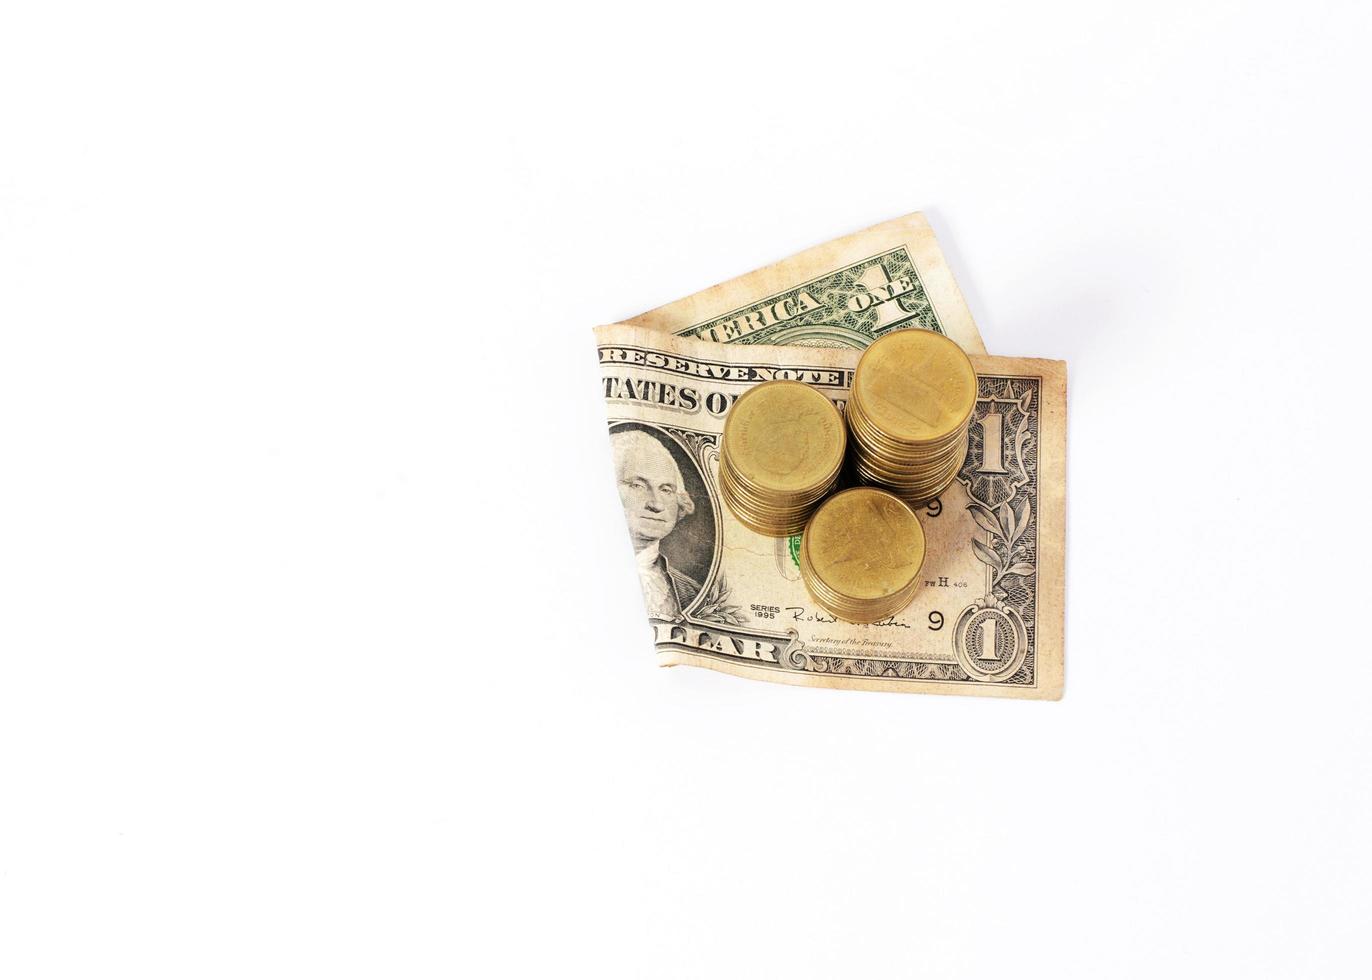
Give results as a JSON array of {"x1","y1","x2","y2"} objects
[{"x1": 609, "y1": 424, "x2": 715, "y2": 621}]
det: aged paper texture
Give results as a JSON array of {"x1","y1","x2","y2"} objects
[{"x1": 598, "y1": 324, "x2": 1064, "y2": 699}]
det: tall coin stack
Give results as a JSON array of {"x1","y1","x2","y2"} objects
[
  {"x1": 799, "y1": 487, "x2": 926, "y2": 623},
  {"x1": 720, "y1": 380, "x2": 846, "y2": 537},
  {"x1": 847, "y1": 329, "x2": 978, "y2": 504}
]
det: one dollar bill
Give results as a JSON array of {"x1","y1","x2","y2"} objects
[
  {"x1": 626, "y1": 212, "x2": 987, "y2": 355},
  {"x1": 597, "y1": 323, "x2": 1065, "y2": 699}
]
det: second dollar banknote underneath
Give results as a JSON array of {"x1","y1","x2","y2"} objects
[{"x1": 598, "y1": 323, "x2": 1066, "y2": 699}]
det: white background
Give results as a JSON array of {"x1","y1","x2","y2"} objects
[{"x1": 3, "y1": 2, "x2": 1370, "y2": 977}]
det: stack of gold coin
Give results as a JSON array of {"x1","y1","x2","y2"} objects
[
  {"x1": 847, "y1": 329, "x2": 977, "y2": 503},
  {"x1": 720, "y1": 380, "x2": 846, "y2": 537},
  {"x1": 799, "y1": 487, "x2": 926, "y2": 623}
]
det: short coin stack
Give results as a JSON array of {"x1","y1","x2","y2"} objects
[
  {"x1": 799, "y1": 487, "x2": 926, "y2": 623},
  {"x1": 720, "y1": 380, "x2": 846, "y2": 537},
  {"x1": 847, "y1": 330, "x2": 978, "y2": 504}
]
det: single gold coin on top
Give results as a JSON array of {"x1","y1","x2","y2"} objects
[
  {"x1": 723, "y1": 380, "x2": 845, "y2": 495},
  {"x1": 851, "y1": 330, "x2": 976, "y2": 445},
  {"x1": 802, "y1": 487, "x2": 925, "y2": 613}
]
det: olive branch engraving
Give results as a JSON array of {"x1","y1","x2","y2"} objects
[
  {"x1": 693, "y1": 574, "x2": 747, "y2": 626},
  {"x1": 968, "y1": 498, "x2": 1035, "y2": 599}
]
